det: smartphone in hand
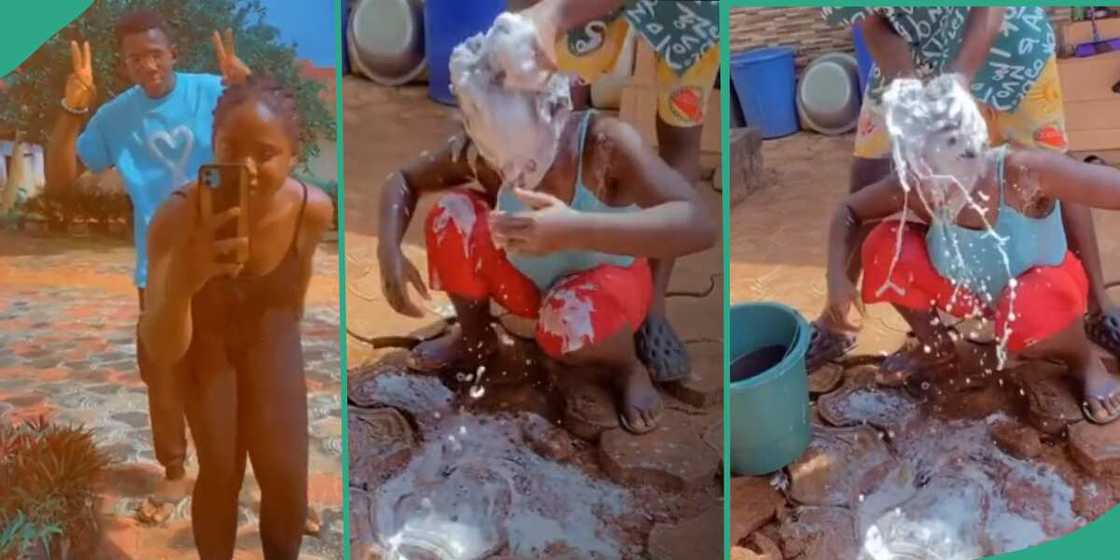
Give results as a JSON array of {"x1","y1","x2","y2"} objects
[{"x1": 198, "y1": 163, "x2": 250, "y2": 264}]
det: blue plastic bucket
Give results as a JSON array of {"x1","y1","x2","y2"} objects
[
  {"x1": 730, "y1": 47, "x2": 799, "y2": 139},
  {"x1": 728, "y1": 302, "x2": 812, "y2": 476},
  {"x1": 424, "y1": 0, "x2": 506, "y2": 105},
  {"x1": 852, "y1": 24, "x2": 873, "y2": 97}
]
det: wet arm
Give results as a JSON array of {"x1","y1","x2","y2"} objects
[
  {"x1": 861, "y1": 13, "x2": 917, "y2": 81},
  {"x1": 828, "y1": 175, "x2": 907, "y2": 284},
  {"x1": 948, "y1": 8, "x2": 1006, "y2": 83},
  {"x1": 45, "y1": 111, "x2": 87, "y2": 194},
  {"x1": 377, "y1": 133, "x2": 479, "y2": 256},
  {"x1": 1061, "y1": 201, "x2": 1110, "y2": 311},
  {"x1": 1029, "y1": 150, "x2": 1120, "y2": 210},
  {"x1": 138, "y1": 198, "x2": 196, "y2": 369},
  {"x1": 567, "y1": 119, "x2": 716, "y2": 258}
]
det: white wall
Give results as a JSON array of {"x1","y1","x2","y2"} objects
[{"x1": 0, "y1": 141, "x2": 45, "y2": 189}]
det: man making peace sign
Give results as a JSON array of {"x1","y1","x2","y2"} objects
[{"x1": 45, "y1": 9, "x2": 251, "y2": 483}]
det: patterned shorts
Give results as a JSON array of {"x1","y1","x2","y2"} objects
[
  {"x1": 554, "y1": 16, "x2": 719, "y2": 128},
  {"x1": 854, "y1": 55, "x2": 1069, "y2": 159}
]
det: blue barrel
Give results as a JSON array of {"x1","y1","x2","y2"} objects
[
  {"x1": 730, "y1": 47, "x2": 799, "y2": 139},
  {"x1": 728, "y1": 301, "x2": 812, "y2": 476},
  {"x1": 852, "y1": 24, "x2": 873, "y2": 96},
  {"x1": 341, "y1": 0, "x2": 351, "y2": 75},
  {"x1": 424, "y1": 0, "x2": 506, "y2": 105}
]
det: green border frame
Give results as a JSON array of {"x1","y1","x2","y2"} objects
[
  {"x1": 724, "y1": 2, "x2": 1118, "y2": 559},
  {"x1": 335, "y1": 0, "x2": 350, "y2": 558},
  {"x1": 720, "y1": 4, "x2": 733, "y2": 560}
]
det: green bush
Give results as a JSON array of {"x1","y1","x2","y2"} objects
[
  {"x1": 0, "y1": 419, "x2": 111, "y2": 559},
  {"x1": 20, "y1": 188, "x2": 132, "y2": 234}
]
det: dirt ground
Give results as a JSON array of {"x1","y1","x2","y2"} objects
[
  {"x1": 342, "y1": 77, "x2": 724, "y2": 559},
  {"x1": 728, "y1": 132, "x2": 1120, "y2": 559},
  {"x1": 0, "y1": 229, "x2": 343, "y2": 559}
]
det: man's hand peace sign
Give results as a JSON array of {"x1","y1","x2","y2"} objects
[
  {"x1": 212, "y1": 28, "x2": 252, "y2": 86},
  {"x1": 64, "y1": 40, "x2": 95, "y2": 111}
]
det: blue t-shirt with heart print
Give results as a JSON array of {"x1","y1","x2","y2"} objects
[{"x1": 77, "y1": 72, "x2": 224, "y2": 287}]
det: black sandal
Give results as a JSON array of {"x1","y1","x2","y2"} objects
[
  {"x1": 1087, "y1": 311, "x2": 1120, "y2": 357},
  {"x1": 807, "y1": 323, "x2": 857, "y2": 372},
  {"x1": 636, "y1": 314, "x2": 691, "y2": 383}
]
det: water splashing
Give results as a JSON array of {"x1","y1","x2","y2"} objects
[{"x1": 879, "y1": 75, "x2": 1018, "y2": 369}]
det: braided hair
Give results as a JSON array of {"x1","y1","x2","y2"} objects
[{"x1": 212, "y1": 76, "x2": 302, "y2": 150}]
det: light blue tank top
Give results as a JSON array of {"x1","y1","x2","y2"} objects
[
  {"x1": 497, "y1": 111, "x2": 639, "y2": 291},
  {"x1": 927, "y1": 146, "x2": 1067, "y2": 304}
]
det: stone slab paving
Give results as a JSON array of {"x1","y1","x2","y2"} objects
[{"x1": 0, "y1": 230, "x2": 342, "y2": 559}]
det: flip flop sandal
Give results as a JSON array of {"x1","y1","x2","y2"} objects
[
  {"x1": 1086, "y1": 311, "x2": 1120, "y2": 357},
  {"x1": 618, "y1": 408, "x2": 662, "y2": 435},
  {"x1": 1081, "y1": 401, "x2": 1120, "y2": 425},
  {"x1": 636, "y1": 315, "x2": 691, "y2": 384},
  {"x1": 807, "y1": 324, "x2": 857, "y2": 371}
]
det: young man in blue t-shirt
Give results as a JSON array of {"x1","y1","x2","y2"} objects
[{"x1": 45, "y1": 9, "x2": 250, "y2": 481}]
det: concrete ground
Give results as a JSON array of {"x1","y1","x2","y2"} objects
[
  {"x1": 342, "y1": 78, "x2": 723, "y2": 559},
  {"x1": 0, "y1": 229, "x2": 342, "y2": 559},
  {"x1": 728, "y1": 132, "x2": 1120, "y2": 559}
]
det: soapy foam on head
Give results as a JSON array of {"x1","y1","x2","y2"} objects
[
  {"x1": 879, "y1": 75, "x2": 1018, "y2": 368},
  {"x1": 450, "y1": 12, "x2": 572, "y2": 192},
  {"x1": 884, "y1": 76, "x2": 990, "y2": 215}
]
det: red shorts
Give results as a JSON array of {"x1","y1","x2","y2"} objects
[
  {"x1": 861, "y1": 220, "x2": 1088, "y2": 352},
  {"x1": 424, "y1": 189, "x2": 652, "y2": 358}
]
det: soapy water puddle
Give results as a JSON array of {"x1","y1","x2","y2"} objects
[
  {"x1": 846, "y1": 406, "x2": 1082, "y2": 560},
  {"x1": 825, "y1": 386, "x2": 922, "y2": 430},
  {"x1": 353, "y1": 366, "x2": 631, "y2": 559},
  {"x1": 374, "y1": 413, "x2": 631, "y2": 559}
]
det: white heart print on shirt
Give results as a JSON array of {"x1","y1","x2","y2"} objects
[{"x1": 146, "y1": 125, "x2": 195, "y2": 188}]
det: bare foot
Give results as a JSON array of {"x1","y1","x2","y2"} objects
[
  {"x1": 304, "y1": 508, "x2": 321, "y2": 537},
  {"x1": 155, "y1": 466, "x2": 193, "y2": 501},
  {"x1": 408, "y1": 324, "x2": 494, "y2": 372},
  {"x1": 878, "y1": 336, "x2": 958, "y2": 387},
  {"x1": 1080, "y1": 357, "x2": 1120, "y2": 423},
  {"x1": 615, "y1": 363, "x2": 663, "y2": 434}
]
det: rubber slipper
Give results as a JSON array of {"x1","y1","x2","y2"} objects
[
  {"x1": 1082, "y1": 401, "x2": 1120, "y2": 425},
  {"x1": 636, "y1": 314, "x2": 691, "y2": 384},
  {"x1": 807, "y1": 323, "x2": 857, "y2": 371},
  {"x1": 1086, "y1": 311, "x2": 1120, "y2": 357}
]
